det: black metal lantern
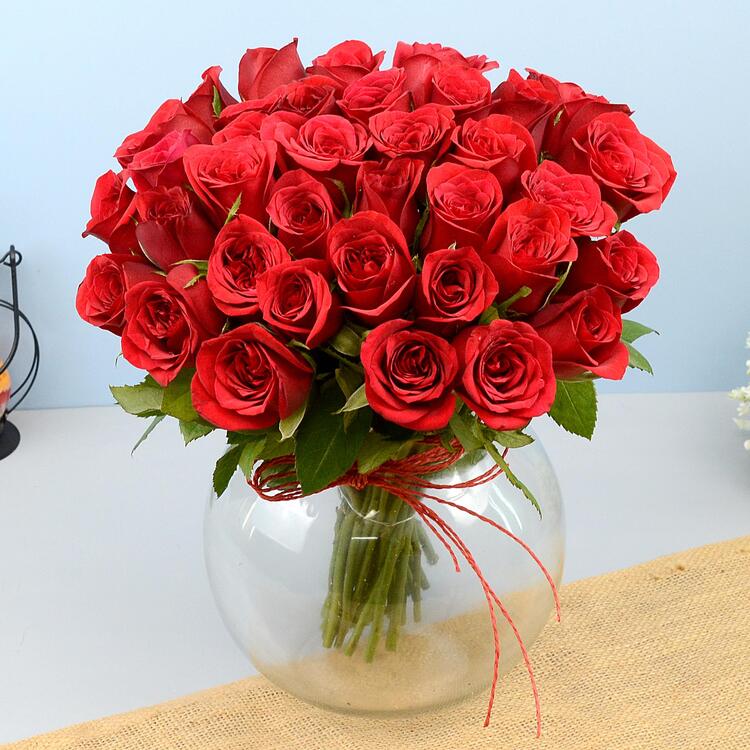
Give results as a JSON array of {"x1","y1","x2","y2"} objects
[{"x1": 0, "y1": 246, "x2": 40, "y2": 460}]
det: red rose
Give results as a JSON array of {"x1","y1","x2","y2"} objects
[
  {"x1": 212, "y1": 111, "x2": 265, "y2": 143},
  {"x1": 430, "y1": 63, "x2": 491, "y2": 119},
  {"x1": 449, "y1": 114, "x2": 537, "y2": 197},
  {"x1": 135, "y1": 186, "x2": 216, "y2": 270},
  {"x1": 355, "y1": 157, "x2": 424, "y2": 240},
  {"x1": 76, "y1": 254, "x2": 155, "y2": 334},
  {"x1": 368, "y1": 104, "x2": 454, "y2": 162},
  {"x1": 238, "y1": 39, "x2": 305, "y2": 101},
  {"x1": 261, "y1": 112, "x2": 369, "y2": 189},
  {"x1": 414, "y1": 246, "x2": 498, "y2": 334},
  {"x1": 82, "y1": 170, "x2": 138, "y2": 253},
  {"x1": 183, "y1": 136, "x2": 276, "y2": 225},
  {"x1": 393, "y1": 42, "x2": 498, "y2": 107},
  {"x1": 225, "y1": 76, "x2": 342, "y2": 122},
  {"x1": 530, "y1": 286, "x2": 629, "y2": 380},
  {"x1": 327, "y1": 211, "x2": 416, "y2": 325},
  {"x1": 338, "y1": 68, "x2": 410, "y2": 124},
  {"x1": 256, "y1": 258, "x2": 342, "y2": 347},
  {"x1": 184, "y1": 66, "x2": 237, "y2": 128},
  {"x1": 558, "y1": 112, "x2": 676, "y2": 220},
  {"x1": 454, "y1": 319, "x2": 556, "y2": 430},
  {"x1": 423, "y1": 163, "x2": 503, "y2": 252},
  {"x1": 128, "y1": 129, "x2": 200, "y2": 190},
  {"x1": 207, "y1": 215, "x2": 290, "y2": 317},
  {"x1": 266, "y1": 170, "x2": 339, "y2": 260},
  {"x1": 482, "y1": 198, "x2": 577, "y2": 313},
  {"x1": 564, "y1": 231, "x2": 659, "y2": 312},
  {"x1": 360, "y1": 319, "x2": 458, "y2": 431},
  {"x1": 121, "y1": 265, "x2": 224, "y2": 386},
  {"x1": 307, "y1": 40, "x2": 385, "y2": 86},
  {"x1": 114, "y1": 99, "x2": 212, "y2": 169},
  {"x1": 522, "y1": 160, "x2": 617, "y2": 237},
  {"x1": 191, "y1": 322, "x2": 313, "y2": 431}
]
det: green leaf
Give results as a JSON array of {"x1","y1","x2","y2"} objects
[
  {"x1": 179, "y1": 419, "x2": 214, "y2": 445},
  {"x1": 357, "y1": 433, "x2": 414, "y2": 474},
  {"x1": 335, "y1": 384, "x2": 368, "y2": 414},
  {"x1": 449, "y1": 410, "x2": 484, "y2": 453},
  {"x1": 224, "y1": 193, "x2": 242, "y2": 225},
  {"x1": 161, "y1": 369, "x2": 198, "y2": 422},
  {"x1": 212, "y1": 85, "x2": 223, "y2": 118},
  {"x1": 549, "y1": 379, "x2": 598, "y2": 439},
  {"x1": 335, "y1": 366, "x2": 363, "y2": 399},
  {"x1": 131, "y1": 415, "x2": 165, "y2": 454},
  {"x1": 624, "y1": 341, "x2": 654, "y2": 374},
  {"x1": 111, "y1": 376, "x2": 164, "y2": 417},
  {"x1": 213, "y1": 445, "x2": 242, "y2": 497},
  {"x1": 491, "y1": 430, "x2": 535, "y2": 449},
  {"x1": 258, "y1": 432, "x2": 295, "y2": 460},
  {"x1": 295, "y1": 385, "x2": 371, "y2": 494},
  {"x1": 484, "y1": 441, "x2": 541, "y2": 516},
  {"x1": 238, "y1": 435, "x2": 267, "y2": 478},
  {"x1": 412, "y1": 201, "x2": 430, "y2": 251},
  {"x1": 330, "y1": 325, "x2": 362, "y2": 357},
  {"x1": 279, "y1": 399, "x2": 308, "y2": 440},
  {"x1": 172, "y1": 259, "x2": 209, "y2": 273},
  {"x1": 621, "y1": 319, "x2": 658, "y2": 344}
]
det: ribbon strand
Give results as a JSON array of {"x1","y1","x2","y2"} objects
[{"x1": 249, "y1": 437, "x2": 559, "y2": 735}]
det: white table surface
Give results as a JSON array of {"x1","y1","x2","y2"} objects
[{"x1": 1, "y1": 393, "x2": 749, "y2": 743}]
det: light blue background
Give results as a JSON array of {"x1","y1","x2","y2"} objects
[{"x1": 1, "y1": 0, "x2": 748, "y2": 409}]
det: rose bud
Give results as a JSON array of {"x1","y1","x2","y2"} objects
[
  {"x1": 212, "y1": 111, "x2": 266, "y2": 144},
  {"x1": 482, "y1": 198, "x2": 577, "y2": 314},
  {"x1": 423, "y1": 163, "x2": 503, "y2": 252},
  {"x1": 307, "y1": 40, "x2": 385, "y2": 86},
  {"x1": 530, "y1": 286, "x2": 629, "y2": 380},
  {"x1": 368, "y1": 104, "x2": 454, "y2": 163},
  {"x1": 564, "y1": 231, "x2": 660, "y2": 312},
  {"x1": 327, "y1": 211, "x2": 416, "y2": 326},
  {"x1": 82, "y1": 170, "x2": 138, "y2": 254},
  {"x1": 454, "y1": 319, "x2": 557, "y2": 430},
  {"x1": 393, "y1": 42, "x2": 498, "y2": 107},
  {"x1": 184, "y1": 65, "x2": 238, "y2": 128},
  {"x1": 207, "y1": 215, "x2": 289, "y2": 317},
  {"x1": 360, "y1": 319, "x2": 458, "y2": 431},
  {"x1": 557, "y1": 111, "x2": 676, "y2": 220},
  {"x1": 121, "y1": 265, "x2": 224, "y2": 386},
  {"x1": 238, "y1": 39, "x2": 305, "y2": 101},
  {"x1": 191, "y1": 323, "x2": 313, "y2": 431},
  {"x1": 355, "y1": 157, "x2": 424, "y2": 240},
  {"x1": 266, "y1": 170, "x2": 339, "y2": 260},
  {"x1": 449, "y1": 115, "x2": 537, "y2": 199},
  {"x1": 256, "y1": 258, "x2": 342, "y2": 348},
  {"x1": 414, "y1": 246, "x2": 498, "y2": 334},
  {"x1": 114, "y1": 99, "x2": 213, "y2": 169},
  {"x1": 430, "y1": 63, "x2": 491, "y2": 120},
  {"x1": 128, "y1": 129, "x2": 201, "y2": 191},
  {"x1": 183, "y1": 135, "x2": 277, "y2": 225},
  {"x1": 522, "y1": 160, "x2": 617, "y2": 237},
  {"x1": 134, "y1": 186, "x2": 216, "y2": 270},
  {"x1": 76, "y1": 254, "x2": 156, "y2": 334},
  {"x1": 338, "y1": 68, "x2": 411, "y2": 124},
  {"x1": 261, "y1": 112, "x2": 369, "y2": 191}
]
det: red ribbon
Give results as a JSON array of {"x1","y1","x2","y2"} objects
[{"x1": 249, "y1": 437, "x2": 561, "y2": 735}]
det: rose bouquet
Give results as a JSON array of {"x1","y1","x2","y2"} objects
[
  {"x1": 730, "y1": 334, "x2": 750, "y2": 450},
  {"x1": 77, "y1": 38, "x2": 674, "y2": 727}
]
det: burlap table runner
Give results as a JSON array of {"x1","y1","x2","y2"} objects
[{"x1": 7, "y1": 536, "x2": 750, "y2": 749}]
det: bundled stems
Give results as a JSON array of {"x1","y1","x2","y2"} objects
[{"x1": 321, "y1": 484, "x2": 437, "y2": 661}]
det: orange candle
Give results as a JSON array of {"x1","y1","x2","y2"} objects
[{"x1": 0, "y1": 361, "x2": 10, "y2": 417}]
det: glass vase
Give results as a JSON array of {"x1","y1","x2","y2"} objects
[{"x1": 204, "y1": 441, "x2": 564, "y2": 716}]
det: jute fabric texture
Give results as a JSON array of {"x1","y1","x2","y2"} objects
[{"x1": 6, "y1": 536, "x2": 749, "y2": 749}]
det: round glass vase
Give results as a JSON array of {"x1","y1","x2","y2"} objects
[{"x1": 204, "y1": 441, "x2": 564, "y2": 717}]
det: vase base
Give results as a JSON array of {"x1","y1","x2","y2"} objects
[{"x1": 0, "y1": 419, "x2": 20, "y2": 460}]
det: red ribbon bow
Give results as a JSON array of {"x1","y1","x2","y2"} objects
[{"x1": 249, "y1": 437, "x2": 561, "y2": 735}]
